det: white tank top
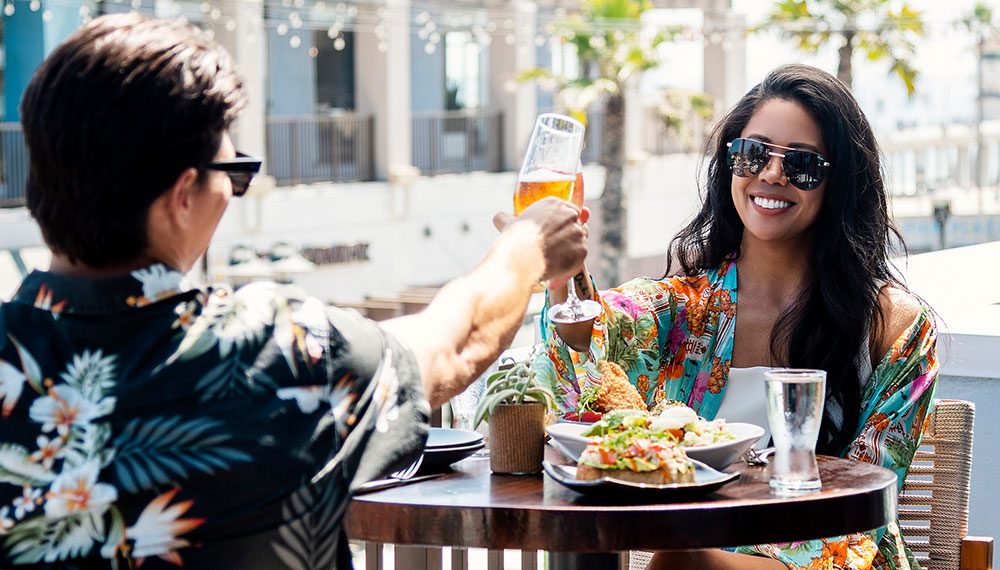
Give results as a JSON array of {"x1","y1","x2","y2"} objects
[
  {"x1": 715, "y1": 366, "x2": 774, "y2": 449},
  {"x1": 715, "y1": 349, "x2": 873, "y2": 449}
]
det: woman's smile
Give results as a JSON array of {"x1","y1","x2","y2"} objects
[{"x1": 750, "y1": 194, "x2": 794, "y2": 212}]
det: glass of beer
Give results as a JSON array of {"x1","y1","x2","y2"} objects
[
  {"x1": 514, "y1": 114, "x2": 582, "y2": 214},
  {"x1": 515, "y1": 114, "x2": 601, "y2": 324}
]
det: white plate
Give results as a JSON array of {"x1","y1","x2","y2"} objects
[
  {"x1": 542, "y1": 460, "x2": 738, "y2": 500},
  {"x1": 546, "y1": 421, "x2": 765, "y2": 470}
]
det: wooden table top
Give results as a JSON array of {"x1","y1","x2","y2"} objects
[{"x1": 345, "y1": 447, "x2": 898, "y2": 553}]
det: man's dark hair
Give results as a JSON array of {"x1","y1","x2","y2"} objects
[{"x1": 20, "y1": 13, "x2": 247, "y2": 268}]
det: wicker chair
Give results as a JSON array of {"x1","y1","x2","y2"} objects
[{"x1": 628, "y1": 399, "x2": 994, "y2": 570}]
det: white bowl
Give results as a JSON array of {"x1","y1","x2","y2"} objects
[{"x1": 546, "y1": 421, "x2": 765, "y2": 470}]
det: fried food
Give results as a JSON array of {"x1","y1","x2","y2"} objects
[{"x1": 595, "y1": 360, "x2": 647, "y2": 412}]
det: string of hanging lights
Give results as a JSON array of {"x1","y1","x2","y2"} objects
[{"x1": 0, "y1": 0, "x2": 939, "y2": 57}]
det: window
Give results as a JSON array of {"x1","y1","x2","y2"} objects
[{"x1": 444, "y1": 31, "x2": 481, "y2": 110}]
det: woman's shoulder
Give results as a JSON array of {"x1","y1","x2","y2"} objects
[{"x1": 874, "y1": 285, "x2": 930, "y2": 358}]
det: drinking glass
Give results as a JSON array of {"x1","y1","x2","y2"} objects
[
  {"x1": 764, "y1": 369, "x2": 826, "y2": 495},
  {"x1": 450, "y1": 360, "x2": 495, "y2": 456},
  {"x1": 514, "y1": 114, "x2": 600, "y2": 324}
]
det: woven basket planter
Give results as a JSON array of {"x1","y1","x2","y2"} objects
[{"x1": 488, "y1": 401, "x2": 546, "y2": 475}]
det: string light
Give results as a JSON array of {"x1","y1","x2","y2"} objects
[{"x1": 0, "y1": 0, "x2": 941, "y2": 58}]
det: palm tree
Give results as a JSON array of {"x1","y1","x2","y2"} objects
[
  {"x1": 761, "y1": 0, "x2": 926, "y2": 95},
  {"x1": 519, "y1": 0, "x2": 669, "y2": 287}
]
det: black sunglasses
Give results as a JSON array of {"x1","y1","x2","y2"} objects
[
  {"x1": 726, "y1": 138, "x2": 831, "y2": 191},
  {"x1": 206, "y1": 152, "x2": 263, "y2": 197}
]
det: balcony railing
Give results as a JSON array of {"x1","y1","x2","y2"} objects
[
  {"x1": 411, "y1": 110, "x2": 503, "y2": 176},
  {"x1": 570, "y1": 106, "x2": 691, "y2": 165},
  {"x1": 0, "y1": 123, "x2": 29, "y2": 207},
  {"x1": 266, "y1": 114, "x2": 375, "y2": 186}
]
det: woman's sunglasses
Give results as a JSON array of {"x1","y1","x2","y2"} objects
[
  {"x1": 206, "y1": 152, "x2": 263, "y2": 196},
  {"x1": 726, "y1": 138, "x2": 830, "y2": 191}
]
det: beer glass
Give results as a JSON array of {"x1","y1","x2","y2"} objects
[
  {"x1": 514, "y1": 114, "x2": 582, "y2": 213},
  {"x1": 764, "y1": 369, "x2": 826, "y2": 495},
  {"x1": 515, "y1": 114, "x2": 601, "y2": 324}
]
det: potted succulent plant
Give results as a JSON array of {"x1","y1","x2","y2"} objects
[{"x1": 473, "y1": 356, "x2": 556, "y2": 474}]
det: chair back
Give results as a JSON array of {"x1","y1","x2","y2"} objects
[{"x1": 899, "y1": 399, "x2": 975, "y2": 570}]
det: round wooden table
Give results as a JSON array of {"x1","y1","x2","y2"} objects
[{"x1": 345, "y1": 447, "x2": 898, "y2": 568}]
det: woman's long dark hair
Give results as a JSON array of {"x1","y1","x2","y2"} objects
[{"x1": 665, "y1": 64, "x2": 904, "y2": 455}]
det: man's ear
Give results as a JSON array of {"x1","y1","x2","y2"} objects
[{"x1": 158, "y1": 167, "x2": 200, "y2": 227}]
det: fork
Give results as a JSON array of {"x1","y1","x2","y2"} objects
[
  {"x1": 743, "y1": 447, "x2": 775, "y2": 466},
  {"x1": 356, "y1": 455, "x2": 440, "y2": 494},
  {"x1": 389, "y1": 454, "x2": 424, "y2": 480}
]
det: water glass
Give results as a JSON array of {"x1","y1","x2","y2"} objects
[
  {"x1": 764, "y1": 369, "x2": 826, "y2": 495},
  {"x1": 450, "y1": 361, "x2": 495, "y2": 456}
]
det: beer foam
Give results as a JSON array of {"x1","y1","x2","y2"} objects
[{"x1": 519, "y1": 168, "x2": 575, "y2": 183}]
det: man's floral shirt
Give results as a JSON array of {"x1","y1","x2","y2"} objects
[
  {"x1": 535, "y1": 257, "x2": 938, "y2": 570},
  {"x1": 0, "y1": 265, "x2": 429, "y2": 568}
]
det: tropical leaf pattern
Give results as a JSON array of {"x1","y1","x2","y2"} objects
[
  {"x1": 537, "y1": 258, "x2": 938, "y2": 570},
  {"x1": 270, "y1": 479, "x2": 342, "y2": 570},
  {"x1": 0, "y1": 443, "x2": 55, "y2": 487},
  {"x1": 5, "y1": 512, "x2": 101, "y2": 564},
  {"x1": 196, "y1": 356, "x2": 279, "y2": 402},
  {"x1": 111, "y1": 416, "x2": 253, "y2": 494},
  {"x1": 0, "y1": 264, "x2": 425, "y2": 568}
]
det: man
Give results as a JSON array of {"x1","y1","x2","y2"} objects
[{"x1": 0, "y1": 13, "x2": 588, "y2": 568}]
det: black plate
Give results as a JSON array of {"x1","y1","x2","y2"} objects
[
  {"x1": 542, "y1": 460, "x2": 738, "y2": 500},
  {"x1": 417, "y1": 440, "x2": 486, "y2": 475}
]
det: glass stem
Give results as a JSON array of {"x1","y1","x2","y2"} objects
[{"x1": 563, "y1": 275, "x2": 582, "y2": 318}]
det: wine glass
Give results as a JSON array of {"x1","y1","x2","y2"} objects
[
  {"x1": 515, "y1": 115, "x2": 601, "y2": 324},
  {"x1": 547, "y1": 162, "x2": 600, "y2": 324}
]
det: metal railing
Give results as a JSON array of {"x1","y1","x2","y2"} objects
[
  {"x1": 411, "y1": 110, "x2": 503, "y2": 176},
  {"x1": 571, "y1": 106, "x2": 691, "y2": 165},
  {"x1": 266, "y1": 114, "x2": 375, "y2": 186},
  {"x1": 642, "y1": 107, "x2": 701, "y2": 156},
  {"x1": 880, "y1": 120, "x2": 1000, "y2": 196},
  {"x1": 0, "y1": 123, "x2": 29, "y2": 207}
]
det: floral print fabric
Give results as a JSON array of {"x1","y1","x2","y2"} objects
[
  {"x1": 535, "y1": 258, "x2": 938, "y2": 570},
  {"x1": 0, "y1": 265, "x2": 429, "y2": 569}
]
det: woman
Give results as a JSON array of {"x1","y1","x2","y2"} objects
[{"x1": 537, "y1": 64, "x2": 937, "y2": 570}]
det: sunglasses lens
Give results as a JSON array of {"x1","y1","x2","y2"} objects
[
  {"x1": 727, "y1": 139, "x2": 769, "y2": 177},
  {"x1": 228, "y1": 172, "x2": 253, "y2": 196},
  {"x1": 782, "y1": 151, "x2": 826, "y2": 191}
]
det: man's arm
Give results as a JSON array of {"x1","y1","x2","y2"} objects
[{"x1": 381, "y1": 197, "x2": 589, "y2": 409}]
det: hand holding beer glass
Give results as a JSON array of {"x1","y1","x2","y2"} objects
[{"x1": 515, "y1": 114, "x2": 601, "y2": 324}]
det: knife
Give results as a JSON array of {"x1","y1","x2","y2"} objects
[{"x1": 355, "y1": 473, "x2": 448, "y2": 495}]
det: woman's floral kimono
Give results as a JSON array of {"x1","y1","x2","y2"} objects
[{"x1": 535, "y1": 257, "x2": 938, "y2": 570}]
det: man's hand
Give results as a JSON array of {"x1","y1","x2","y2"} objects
[{"x1": 493, "y1": 197, "x2": 590, "y2": 288}]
